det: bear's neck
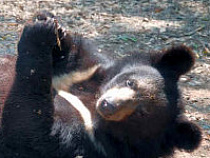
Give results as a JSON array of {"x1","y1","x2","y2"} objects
[{"x1": 95, "y1": 113, "x2": 170, "y2": 144}]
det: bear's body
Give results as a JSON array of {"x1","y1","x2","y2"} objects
[{"x1": 0, "y1": 13, "x2": 201, "y2": 158}]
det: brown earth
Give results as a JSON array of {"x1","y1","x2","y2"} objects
[{"x1": 0, "y1": 0, "x2": 209, "y2": 157}]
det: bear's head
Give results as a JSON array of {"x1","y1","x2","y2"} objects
[{"x1": 96, "y1": 45, "x2": 201, "y2": 151}]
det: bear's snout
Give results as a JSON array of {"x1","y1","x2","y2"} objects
[{"x1": 98, "y1": 99, "x2": 116, "y2": 116}]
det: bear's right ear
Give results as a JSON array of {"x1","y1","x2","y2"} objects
[{"x1": 151, "y1": 45, "x2": 195, "y2": 78}]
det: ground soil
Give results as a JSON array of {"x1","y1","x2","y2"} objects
[{"x1": 0, "y1": 0, "x2": 209, "y2": 157}]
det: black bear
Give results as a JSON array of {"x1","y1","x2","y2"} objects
[{"x1": 0, "y1": 12, "x2": 201, "y2": 158}]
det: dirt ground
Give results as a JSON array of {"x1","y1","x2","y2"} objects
[{"x1": 0, "y1": 0, "x2": 210, "y2": 157}]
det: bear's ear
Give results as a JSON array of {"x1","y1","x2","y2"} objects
[
  {"x1": 174, "y1": 118, "x2": 202, "y2": 152},
  {"x1": 152, "y1": 45, "x2": 195, "y2": 78}
]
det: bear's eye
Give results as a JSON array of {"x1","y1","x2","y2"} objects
[{"x1": 126, "y1": 80, "x2": 136, "y2": 88}]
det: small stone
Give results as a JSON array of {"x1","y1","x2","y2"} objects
[
  {"x1": 191, "y1": 98, "x2": 198, "y2": 102},
  {"x1": 30, "y1": 69, "x2": 35, "y2": 75},
  {"x1": 143, "y1": 18, "x2": 149, "y2": 22},
  {"x1": 190, "y1": 116, "x2": 196, "y2": 121},
  {"x1": 180, "y1": 77, "x2": 189, "y2": 82},
  {"x1": 186, "y1": 96, "x2": 190, "y2": 100}
]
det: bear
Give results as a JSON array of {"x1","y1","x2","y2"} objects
[{"x1": 0, "y1": 12, "x2": 201, "y2": 158}]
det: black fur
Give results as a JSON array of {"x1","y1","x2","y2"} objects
[{"x1": 0, "y1": 12, "x2": 201, "y2": 158}]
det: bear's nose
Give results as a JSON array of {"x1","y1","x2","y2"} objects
[{"x1": 99, "y1": 99, "x2": 115, "y2": 116}]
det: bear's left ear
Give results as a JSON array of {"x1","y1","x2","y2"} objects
[
  {"x1": 152, "y1": 45, "x2": 195, "y2": 78},
  {"x1": 174, "y1": 117, "x2": 202, "y2": 152}
]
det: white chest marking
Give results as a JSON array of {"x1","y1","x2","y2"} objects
[
  {"x1": 58, "y1": 90, "x2": 93, "y2": 132},
  {"x1": 58, "y1": 90, "x2": 106, "y2": 156}
]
